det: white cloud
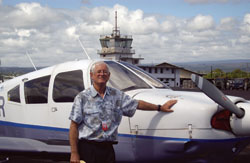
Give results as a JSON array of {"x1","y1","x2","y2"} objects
[
  {"x1": 16, "y1": 28, "x2": 37, "y2": 37},
  {"x1": 3, "y1": 3, "x2": 65, "y2": 29},
  {"x1": 242, "y1": 13, "x2": 250, "y2": 34},
  {"x1": 161, "y1": 20, "x2": 175, "y2": 33},
  {"x1": 0, "y1": 3, "x2": 249, "y2": 67},
  {"x1": 187, "y1": 15, "x2": 214, "y2": 31},
  {"x1": 66, "y1": 26, "x2": 78, "y2": 39},
  {"x1": 238, "y1": 35, "x2": 250, "y2": 43},
  {"x1": 241, "y1": 13, "x2": 250, "y2": 34},
  {"x1": 243, "y1": 13, "x2": 250, "y2": 24},
  {"x1": 218, "y1": 17, "x2": 237, "y2": 31},
  {"x1": 1, "y1": 37, "x2": 28, "y2": 48}
]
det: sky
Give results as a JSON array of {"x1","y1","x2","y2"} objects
[{"x1": 0, "y1": 0, "x2": 250, "y2": 67}]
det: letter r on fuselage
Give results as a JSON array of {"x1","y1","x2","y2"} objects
[{"x1": 0, "y1": 96, "x2": 5, "y2": 117}]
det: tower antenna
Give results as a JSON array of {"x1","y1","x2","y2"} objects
[
  {"x1": 113, "y1": 11, "x2": 120, "y2": 36},
  {"x1": 115, "y1": 11, "x2": 117, "y2": 35},
  {"x1": 78, "y1": 37, "x2": 91, "y2": 60}
]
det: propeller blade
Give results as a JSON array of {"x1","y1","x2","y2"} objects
[{"x1": 191, "y1": 74, "x2": 244, "y2": 118}]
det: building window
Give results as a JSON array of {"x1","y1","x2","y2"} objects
[
  {"x1": 8, "y1": 85, "x2": 20, "y2": 103},
  {"x1": 154, "y1": 68, "x2": 158, "y2": 73},
  {"x1": 53, "y1": 70, "x2": 84, "y2": 103},
  {"x1": 160, "y1": 68, "x2": 163, "y2": 73},
  {"x1": 134, "y1": 60, "x2": 139, "y2": 64},
  {"x1": 24, "y1": 75, "x2": 50, "y2": 104},
  {"x1": 149, "y1": 68, "x2": 152, "y2": 73}
]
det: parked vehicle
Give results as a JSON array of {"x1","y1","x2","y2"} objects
[
  {"x1": 232, "y1": 78, "x2": 244, "y2": 90},
  {"x1": 214, "y1": 78, "x2": 226, "y2": 90},
  {"x1": 225, "y1": 79, "x2": 233, "y2": 90},
  {"x1": 243, "y1": 78, "x2": 250, "y2": 91}
]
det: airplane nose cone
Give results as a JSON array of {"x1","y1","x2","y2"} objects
[{"x1": 230, "y1": 103, "x2": 250, "y2": 136}]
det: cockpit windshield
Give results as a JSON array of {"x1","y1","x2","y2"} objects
[
  {"x1": 120, "y1": 61, "x2": 167, "y2": 89},
  {"x1": 105, "y1": 61, "x2": 151, "y2": 91},
  {"x1": 105, "y1": 61, "x2": 167, "y2": 92}
]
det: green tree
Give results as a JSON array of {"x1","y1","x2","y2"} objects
[
  {"x1": 205, "y1": 68, "x2": 249, "y2": 79},
  {"x1": 204, "y1": 68, "x2": 225, "y2": 79},
  {"x1": 213, "y1": 69, "x2": 225, "y2": 78},
  {"x1": 231, "y1": 69, "x2": 247, "y2": 78}
]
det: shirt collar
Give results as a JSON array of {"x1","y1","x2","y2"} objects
[{"x1": 90, "y1": 85, "x2": 110, "y2": 98}]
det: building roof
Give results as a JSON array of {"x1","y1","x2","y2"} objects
[
  {"x1": 139, "y1": 62, "x2": 179, "y2": 68},
  {"x1": 156, "y1": 62, "x2": 180, "y2": 68},
  {"x1": 139, "y1": 62, "x2": 202, "y2": 76}
]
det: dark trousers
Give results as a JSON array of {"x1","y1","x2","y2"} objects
[{"x1": 78, "y1": 139, "x2": 116, "y2": 163}]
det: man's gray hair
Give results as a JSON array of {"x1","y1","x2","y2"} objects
[{"x1": 90, "y1": 61, "x2": 110, "y2": 73}]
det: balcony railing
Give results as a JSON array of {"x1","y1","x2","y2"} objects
[
  {"x1": 97, "y1": 48, "x2": 135, "y2": 54},
  {"x1": 100, "y1": 34, "x2": 133, "y2": 39}
]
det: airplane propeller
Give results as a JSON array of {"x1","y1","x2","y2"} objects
[{"x1": 191, "y1": 74, "x2": 245, "y2": 119}]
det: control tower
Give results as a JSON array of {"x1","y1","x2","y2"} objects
[{"x1": 97, "y1": 11, "x2": 143, "y2": 65}]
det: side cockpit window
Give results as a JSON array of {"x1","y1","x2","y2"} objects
[
  {"x1": 8, "y1": 85, "x2": 21, "y2": 103},
  {"x1": 24, "y1": 75, "x2": 50, "y2": 104},
  {"x1": 53, "y1": 70, "x2": 84, "y2": 103}
]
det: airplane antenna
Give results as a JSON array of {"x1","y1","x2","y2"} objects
[
  {"x1": 78, "y1": 37, "x2": 91, "y2": 60},
  {"x1": 26, "y1": 51, "x2": 37, "y2": 71}
]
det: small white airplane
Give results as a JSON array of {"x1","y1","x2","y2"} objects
[{"x1": 0, "y1": 59, "x2": 250, "y2": 162}]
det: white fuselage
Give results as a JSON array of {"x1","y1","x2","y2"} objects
[{"x1": 0, "y1": 59, "x2": 250, "y2": 162}]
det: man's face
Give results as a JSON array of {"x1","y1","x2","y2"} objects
[{"x1": 90, "y1": 63, "x2": 110, "y2": 86}]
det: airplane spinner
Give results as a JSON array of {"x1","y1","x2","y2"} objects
[{"x1": 0, "y1": 59, "x2": 250, "y2": 162}]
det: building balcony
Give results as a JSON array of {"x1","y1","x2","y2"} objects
[
  {"x1": 97, "y1": 48, "x2": 135, "y2": 54},
  {"x1": 100, "y1": 34, "x2": 133, "y2": 40}
]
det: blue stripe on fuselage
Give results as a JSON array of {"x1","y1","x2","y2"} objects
[
  {"x1": 118, "y1": 133, "x2": 250, "y2": 142},
  {"x1": 0, "y1": 120, "x2": 249, "y2": 142},
  {"x1": 0, "y1": 120, "x2": 68, "y2": 132}
]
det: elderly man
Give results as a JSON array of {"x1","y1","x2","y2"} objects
[{"x1": 69, "y1": 61, "x2": 177, "y2": 163}]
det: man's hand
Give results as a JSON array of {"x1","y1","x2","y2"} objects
[
  {"x1": 70, "y1": 152, "x2": 81, "y2": 163},
  {"x1": 160, "y1": 100, "x2": 177, "y2": 112}
]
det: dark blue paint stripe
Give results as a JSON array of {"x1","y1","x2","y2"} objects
[
  {"x1": 0, "y1": 120, "x2": 69, "y2": 132},
  {"x1": 118, "y1": 133, "x2": 250, "y2": 142},
  {"x1": 118, "y1": 133, "x2": 190, "y2": 141},
  {"x1": 1, "y1": 120, "x2": 250, "y2": 143}
]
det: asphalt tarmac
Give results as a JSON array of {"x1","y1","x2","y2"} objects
[{"x1": 1, "y1": 89, "x2": 250, "y2": 163}]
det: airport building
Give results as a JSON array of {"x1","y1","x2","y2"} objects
[
  {"x1": 139, "y1": 63, "x2": 198, "y2": 88},
  {"x1": 97, "y1": 11, "x2": 143, "y2": 65},
  {"x1": 139, "y1": 63, "x2": 180, "y2": 87},
  {"x1": 97, "y1": 12, "x2": 198, "y2": 88}
]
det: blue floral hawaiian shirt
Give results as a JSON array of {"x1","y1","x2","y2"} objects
[{"x1": 69, "y1": 85, "x2": 138, "y2": 142}]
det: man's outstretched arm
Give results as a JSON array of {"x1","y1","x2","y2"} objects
[{"x1": 137, "y1": 100, "x2": 177, "y2": 112}]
